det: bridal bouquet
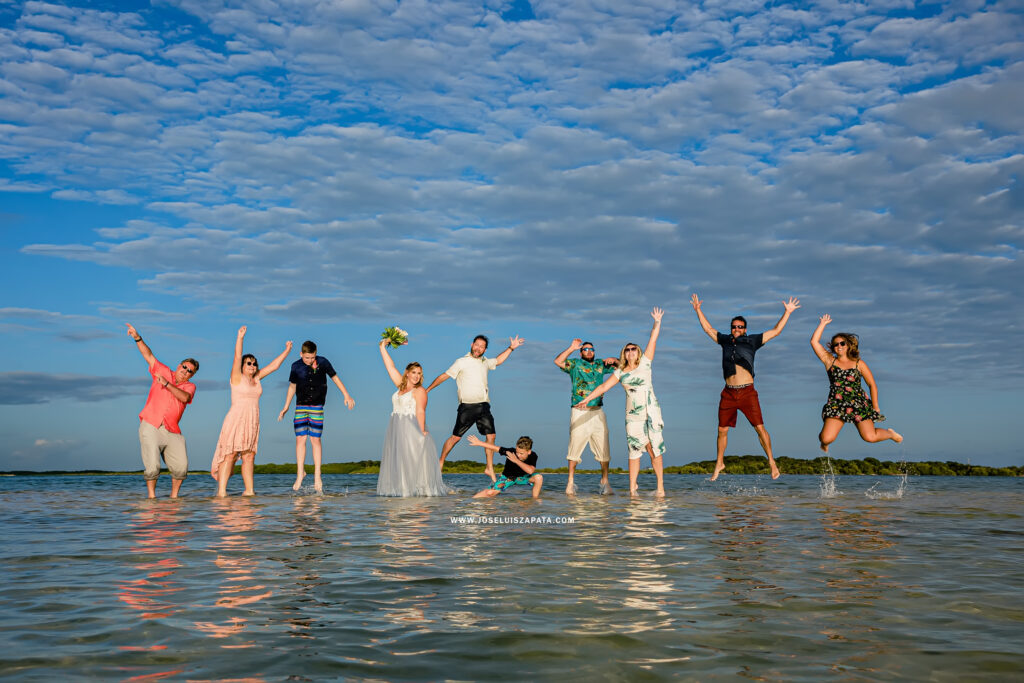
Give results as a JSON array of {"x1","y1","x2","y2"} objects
[{"x1": 381, "y1": 326, "x2": 409, "y2": 348}]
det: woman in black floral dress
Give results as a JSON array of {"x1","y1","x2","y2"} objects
[{"x1": 810, "y1": 315, "x2": 903, "y2": 452}]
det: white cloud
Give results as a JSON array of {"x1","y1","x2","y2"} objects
[{"x1": 0, "y1": 0, "x2": 1020, "y2": 390}]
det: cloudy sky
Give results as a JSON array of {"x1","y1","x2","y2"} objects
[{"x1": 1, "y1": 0, "x2": 1021, "y2": 475}]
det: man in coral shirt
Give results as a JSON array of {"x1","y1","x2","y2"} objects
[{"x1": 126, "y1": 323, "x2": 199, "y2": 498}]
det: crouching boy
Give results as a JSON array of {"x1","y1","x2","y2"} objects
[{"x1": 468, "y1": 434, "x2": 543, "y2": 499}]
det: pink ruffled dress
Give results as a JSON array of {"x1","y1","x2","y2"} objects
[{"x1": 211, "y1": 378, "x2": 262, "y2": 480}]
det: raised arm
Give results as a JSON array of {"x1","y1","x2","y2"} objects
[
  {"x1": 494, "y1": 335, "x2": 525, "y2": 367},
  {"x1": 413, "y1": 386, "x2": 428, "y2": 435},
  {"x1": 425, "y1": 372, "x2": 450, "y2": 393},
  {"x1": 379, "y1": 339, "x2": 404, "y2": 387},
  {"x1": 125, "y1": 323, "x2": 157, "y2": 368},
  {"x1": 810, "y1": 315, "x2": 834, "y2": 366},
  {"x1": 258, "y1": 340, "x2": 293, "y2": 379},
  {"x1": 230, "y1": 326, "x2": 246, "y2": 384},
  {"x1": 644, "y1": 307, "x2": 663, "y2": 360},
  {"x1": 762, "y1": 297, "x2": 801, "y2": 343},
  {"x1": 574, "y1": 373, "x2": 620, "y2": 409},
  {"x1": 554, "y1": 338, "x2": 582, "y2": 369},
  {"x1": 466, "y1": 434, "x2": 503, "y2": 453},
  {"x1": 859, "y1": 361, "x2": 881, "y2": 412},
  {"x1": 331, "y1": 374, "x2": 355, "y2": 409},
  {"x1": 278, "y1": 383, "x2": 296, "y2": 421},
  {"x1": 690, "y1": 295, "x2": 718, "y2": 342}
]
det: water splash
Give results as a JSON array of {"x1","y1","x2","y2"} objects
[
  {"x1": 865, "y1": 461, "x2": 908, "y2": 500},
  {"x1": 819, "y1": 456, "x2": 840, "y2": 498}
]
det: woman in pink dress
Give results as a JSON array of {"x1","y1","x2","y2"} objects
[{"x1": 212, "y1": 326, "x2": 292, "y2": 497}]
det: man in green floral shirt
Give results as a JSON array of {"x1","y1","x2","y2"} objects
[{"x1": 554, "y1": 339, "x2": 618, "y2": 495}]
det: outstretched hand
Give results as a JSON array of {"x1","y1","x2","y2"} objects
[
  {"x1": 237, "y1": 325, "x2": 247, "y2": 337},
  {"x1": 569, "y1": 338, "x2": 582, "y2": 351},
  {"x1": 690, "y1": 294, "x2": 702, "y2": 312},
  {"x1": 819, "y1": 314, "x2": 832, "y2": 326},
  {"x1": 509, "y1": 335, "x2": 525, "y2": 350},
  {"x1": 651, "y1": 307, "x2": 664, "y2": 322},
  {"x1": 467, "y1": 434, "x2": 484, "y2": 447},
  {"x1": 284, "y1": 340, "x2": 293, "y2": 352},
  {"x1": 125, "y1": 323, "x2": 139, "y2": 339},
  {"x1": 783, "y1": 297, "x2": 801, "y2": 313}
]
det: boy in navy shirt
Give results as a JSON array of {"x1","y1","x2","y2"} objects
[{"x1": 278, "y1": 340, "x2": 355, "y2": 492}]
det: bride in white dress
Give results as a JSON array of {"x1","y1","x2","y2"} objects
[{"x1": 377, "y1": 339, "x2": 451, "y2": 496}]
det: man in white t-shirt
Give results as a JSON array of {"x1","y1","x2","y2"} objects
[{"x1": 426, "y1": 333, "x2": 525, "y2": 481}]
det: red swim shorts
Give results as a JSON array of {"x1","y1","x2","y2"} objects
[{"x1": 718, "y1": 385, "x2": 763, "y2": 428}]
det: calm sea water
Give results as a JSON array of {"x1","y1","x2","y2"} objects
[{"x1": 1, "y1": 473, "x2": 1021, "y2": 681}]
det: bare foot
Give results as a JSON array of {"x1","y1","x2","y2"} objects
[
  {"x1": 242, "y1": 491, "x2": 255, "y2": 497},
  {"x1": 654, "y1": 488, "x2": 665, "y2": 497},
  {"x1": 565, "y1": 482, "x2": 578, "y2": 496},
  {"x1": 292, "y1": 471, "x2": 305, "y2": 491},
  {"x1": 770, "y1": 463, "x2": 781, "y2": 480},
  {"x1": 484, "y1": 466, "x2": 496, "y2": 483},
  {"x1": 892, "y1": 430, "x2": 903, "y2": 444},
  {"x1": 819, "y1": 441, "x2": 829, "y2": 453},
  {"x1": 599, "y1": 481, "x2": 614, "y2": 495},
  {"x1": 629, "y1": 488, "x2": 639, "y2": 497},
  {"x1": 314, "y1": 476, "x2": 323, "y2": 494},
  {"x1": 215, "y1": 490, "x2": 228, "y2": 498},
  {"x1": 710, "y1": 463, "x2": 726, "y2": 481}
]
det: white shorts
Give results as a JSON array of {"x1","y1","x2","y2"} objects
[{"x1": 567, "y1": 408, "x2": 610, "y2": 463}]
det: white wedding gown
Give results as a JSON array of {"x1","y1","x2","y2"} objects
[{"x1": 377, "y1": 390, "x2": 451, "y2": 497}]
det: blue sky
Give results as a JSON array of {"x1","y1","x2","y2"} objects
[{"x1": 1, "y1": 0, "x2": 1021, "y2": 473}]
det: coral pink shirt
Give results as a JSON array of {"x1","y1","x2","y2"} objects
[{"x1": 138, "y1": 361, "x2": 196, "y2": 434}]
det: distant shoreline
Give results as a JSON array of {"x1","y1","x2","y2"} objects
[{"x1": 3, "y1": 456, "x2": 1019, "y2": 477}]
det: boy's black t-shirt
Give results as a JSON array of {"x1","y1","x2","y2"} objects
[{"x1": 498, "y1": 447, "x2": 538, "y2": 479}]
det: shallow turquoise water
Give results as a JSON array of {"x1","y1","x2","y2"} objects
[{"x1": 1, "y1": 473, "x2": 1022, "y2": 681}]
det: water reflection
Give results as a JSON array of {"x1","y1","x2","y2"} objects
[
  {"x1": 710, "y1": 496, "x2": 784, "y2": 599},
  {"x1": 117, "y1": 501, "x2": 188, "y2": 621},
  {"x1": 367, "y1": 501, "x2": 445, "y2": 656},
  {"x1": 817, "y1": 503, "x2": 899, "y2": 617},
  {"x1": 796, "y1": 503, "x2": 904, "y2": 675},
  {"x1": 443, "y1": 498, "x2": 503, "y2": 632},
  {"x1": 193, "y1": 498, "x2": 271, "y2": 643},
  {"x1": 614, "y1": 497, "x2": 674, "y2": 632},
  {"x1": 276, "y1": 495, "x2": 331, "y2": 639}
]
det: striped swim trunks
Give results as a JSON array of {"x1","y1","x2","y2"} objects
[{"x1": 294, "y1": 405, "x2": 325, "y2": 437}]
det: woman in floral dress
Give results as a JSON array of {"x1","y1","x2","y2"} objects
[
  {"x1": 810, "y1": 315, "x2": 903, "y2": 452},
  {"x1": 575, "y1": 307, "x2": 665, "y2": 496}
]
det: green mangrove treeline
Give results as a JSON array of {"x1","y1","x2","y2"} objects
[{"x1": 7, "y1": 456, "x2": 1019, "y2": 476}]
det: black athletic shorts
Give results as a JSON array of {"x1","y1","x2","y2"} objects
[{"x1": 453, "y1": 402, "x2": 496, "y2": 437}]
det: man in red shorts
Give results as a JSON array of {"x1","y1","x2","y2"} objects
[{"x1": 690, "y1": 294, "x2": 800, "y2": 481}]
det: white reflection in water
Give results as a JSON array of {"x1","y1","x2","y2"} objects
[
  {"x1": 616, "y1": 498, "x2": 674, "y2": 630},
  {"x1": 374, "y1": 501, "x2": 437, "y2": 630}
]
